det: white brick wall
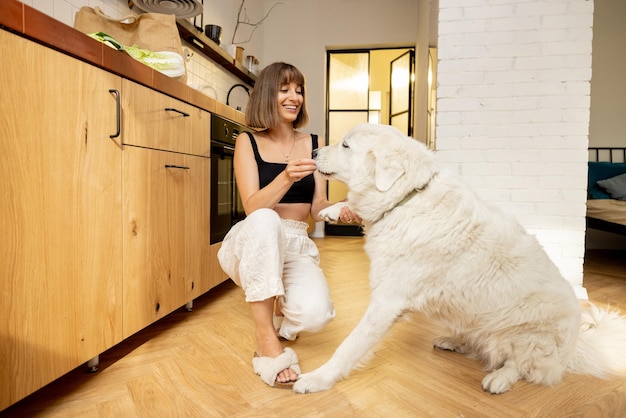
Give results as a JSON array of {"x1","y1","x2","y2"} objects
[{"x1": 436, "y1": 0, "x2": 593, "y2": 296}]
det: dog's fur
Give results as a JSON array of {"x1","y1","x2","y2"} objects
[{"x1": 293, "y1": 123, "x2": 626, "y2": 394}]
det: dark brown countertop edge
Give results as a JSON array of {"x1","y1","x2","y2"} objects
[{"x1": 0, "y1": 0, "x2": 246, "y2": 123}]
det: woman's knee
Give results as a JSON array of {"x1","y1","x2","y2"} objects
[
  {"x1": 295, "y1": 300, "x2": 336, "y2": 332},
  {"x1": 236, "y1": 209, "x2": 283, "y2": 246},
  {"x1": 246, "y1": 208, "x2": 281, "y2": 228}
]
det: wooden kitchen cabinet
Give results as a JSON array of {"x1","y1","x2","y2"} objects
[
  {"x1": 121, "y1": 80, "x2": 211, "y2": 157},
  {"x1": 0, "y1": 22, "x2": 223, "y2": 410},
  {"x1": 0, "y1": 31, "x2": 123, "y2": 409},
  {"x1": 121, "y1": 81, "x2": 211, "y2": 338},
  {"x1": 122, "y1": 147, "x2": 210, "y2": 336},
  {"x1": 210, "y1": 243, "x2": 230, "y2": 287}
]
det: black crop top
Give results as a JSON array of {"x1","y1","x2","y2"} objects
[{"x1": 245, "y1": 131, "x2": 317, "y2": 204}]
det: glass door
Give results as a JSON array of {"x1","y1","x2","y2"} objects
[
  {"x1": 390, "y1": 50, "x2": 415, "y2": 136},
  {"x1": 327, "y1": 52, "x2": 370, "y2": 211},
  {"x1": 325, "y1": 48, "x2": 415, "y2": 235}
]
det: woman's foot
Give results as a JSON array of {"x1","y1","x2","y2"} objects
[
  {"x1": 252, "y1": 347, "x2": 301, "y2": 388},
  {"x1": 250, "y1": 298, "x2": 298, "y2": 386},
  {"x1": 256, "y1": 330, "x2": 298, "y2": 384}
]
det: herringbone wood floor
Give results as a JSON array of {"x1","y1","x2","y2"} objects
[{"x1": 2, "y1": 237, "x2": 626, "y2": 417}]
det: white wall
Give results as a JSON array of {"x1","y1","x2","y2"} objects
[
  {"x1": 589, "y1": 0, "x2": 626, "y2": 148},
  {"x1": 436, "y1": 0, "x2": 593, "y2": 295}
]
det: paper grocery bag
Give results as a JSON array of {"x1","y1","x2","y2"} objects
[{"x1": 74, "y1": 6, "x2": 187, "y2": 81}]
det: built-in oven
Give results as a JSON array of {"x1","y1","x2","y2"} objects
[{"x1": 210, "y1": 114, "x2": 248, "y2": 244}]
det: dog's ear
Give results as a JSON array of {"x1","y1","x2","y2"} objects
[{"x1": 371, "y1": 149, "x2": 404, "y2": 192}]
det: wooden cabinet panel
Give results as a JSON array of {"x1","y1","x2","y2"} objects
[
  {"x1": 122, "y1": 80, "x2": 210, "y2": 157},
  {"x1": 189, "y1": 105, "x2": 212, "y2": 158},
  {"x1": 0, "y1": 31, "x2": 123, "y2": 409},
  {"x1": 210, "y1": 242, "x2": 230, "y2": 289},
  {"x1": 188, "y1": 156, "x2": 213, "y2": 299},
  {"x1": 123, "y1": 147, "x2": 210, "y2": 337}
]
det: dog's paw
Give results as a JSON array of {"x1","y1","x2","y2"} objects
[
  {"x1": 293, "y1": 371, "x2": 337, "y2": 394},
  {"x1": 482, "y1": 367, "x2": 519, "y2": 394},
  {"x1": 318, "y1": 202, "x2": 349, "y2": 224},
  {"x1": 433, "y1": 336, "x2": 468, "y2": 353}
]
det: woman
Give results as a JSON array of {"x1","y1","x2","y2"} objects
[{"x1": 218, "y1": 62, "x2": 360, "y2": 388}]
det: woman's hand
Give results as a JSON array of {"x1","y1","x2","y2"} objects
[
  {"x1": 315, "y1": 201, "x2": 362, "y2": 224},
  {"x1": 339, "y1": 205, "x2": 362, "y2": 224},
  {"x1": 285, "y1": 158, "x2": 317, "y2": 182}
]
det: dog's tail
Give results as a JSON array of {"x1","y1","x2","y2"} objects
[{"x1": 567, "y1": 303, "x2": 626, "y2": 378}]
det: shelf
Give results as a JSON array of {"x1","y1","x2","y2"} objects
[{"x1": 176, "y1": 19, "x2": 256, "y2": 86}]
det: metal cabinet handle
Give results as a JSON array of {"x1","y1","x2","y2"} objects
[
  {"x1": 164, "y1": 107, "x2": 190, "y2": 117},
  {"x1": 165, "y1": 164, "x2": 190, "y2": 169},
  {"x1": 109, "y1": 89, "x2": 121, "y2": 138}
]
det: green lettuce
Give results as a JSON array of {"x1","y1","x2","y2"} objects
[{"x1": 88, "y1": 32, "x2": 185, "y2": 78}]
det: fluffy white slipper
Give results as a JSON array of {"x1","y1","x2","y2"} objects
[{"x1": 252, "y1": 347, "x2": 301, "y2": 389}]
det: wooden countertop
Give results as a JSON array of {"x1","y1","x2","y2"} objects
[{"x1": 0, "y1": 0, "x2": 246, "y2": 125}]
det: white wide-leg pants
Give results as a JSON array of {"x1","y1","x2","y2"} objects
[{"x1": 217, "y1": 208, "x2": 335, "y2": 340}]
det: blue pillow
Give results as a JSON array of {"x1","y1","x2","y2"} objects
[
  {"x1": 597, "y1": 173, "x2": 626, "y2": 201},
  {"x1": 588, "y1": 162, "x2": 626, "y2": 199}
]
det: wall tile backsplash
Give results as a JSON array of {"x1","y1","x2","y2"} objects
[{"x1": 23, "y1": 0, "x2": 250, "y2": 113}]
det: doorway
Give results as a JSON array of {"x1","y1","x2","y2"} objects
[{"x1": 325, "y1": 47, "x2": 415, "y2": 235}]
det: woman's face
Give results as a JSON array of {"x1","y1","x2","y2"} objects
[{"x1": 277, "y1": 82, "x2": 303, "y2": 123}]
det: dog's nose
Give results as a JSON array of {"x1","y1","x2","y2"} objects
[{"x1": 312, "y1": 148, "x2": 318, "y2": 159}]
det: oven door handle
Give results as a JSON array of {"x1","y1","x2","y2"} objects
[{"x1": 212, "y1": 142, "x2": 236, "y2": 156}]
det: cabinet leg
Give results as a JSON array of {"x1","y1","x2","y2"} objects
[
  {"x1": 185, "y1": 301, "x2": 193, "y2": 312},
  {"x1": 87, "y1": 355, "x2": 99, "y2": 373}
]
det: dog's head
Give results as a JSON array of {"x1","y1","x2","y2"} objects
[{"x1": 315, "y1": 123, "x2": 436, "y2": 220}]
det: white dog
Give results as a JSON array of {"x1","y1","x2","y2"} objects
[{"x1": 294, "y1": 123, "x2": 626, "y2": 394}]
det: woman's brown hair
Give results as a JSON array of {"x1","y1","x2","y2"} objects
[{"x1": 245, "y1": 62, "x2": 309, "y2": 129}]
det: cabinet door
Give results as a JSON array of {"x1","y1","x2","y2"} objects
[
  {"x1": 122, "y1": 80, "x2": 210, "y2": 157},
  {"x1": 0, "y1": 31, "x2": 122, "y2": 409},
  {"x1": 189, "y1": 105, "x2": 211, "y2": 157},
  {"x1": 187, "y1": 154, "x2": 212, "y2": 299},
  {"x1": 123, "y1": 147, "x2": 209, "y2": 336}
]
